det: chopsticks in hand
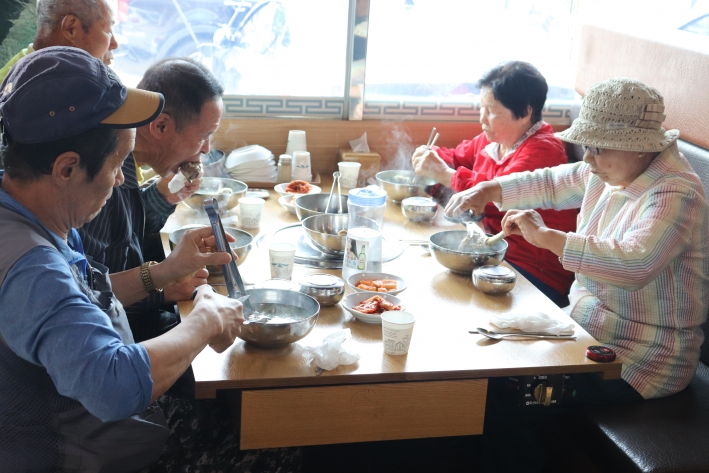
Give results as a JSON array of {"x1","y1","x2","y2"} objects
[{"x1": 425, "y1": 127, "x2": 437, "y2": 149}]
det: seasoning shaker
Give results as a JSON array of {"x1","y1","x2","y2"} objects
[{"x1": 277, "y1": 154, "x2": 292, "y2": 183}]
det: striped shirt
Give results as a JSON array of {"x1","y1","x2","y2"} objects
[
  {"x1": 78, "y1": 154, "x2": 176, "y2": 314},
  {"x1": 496, "y1": 143, "x2": 709, "y2": 399}
]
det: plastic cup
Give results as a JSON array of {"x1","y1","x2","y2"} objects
[
  {"x1": 381, "y1": 311, "x2": 416, "y2": 355},
  {"x1": 285, "y1": 130, "x2": 307, "y2": 157},
  {"x1": 269, "y1": 242, "x2": 296, "y2": 280},
  {"x1": 338, "y1": 162, "x2": 361, "y2": 189},
  {"x1": 291, "y1": 151, "x2": 312, "y2": 182},
  {"x1": 239, "y1": 197, "x2": 265, "y2": 229}
]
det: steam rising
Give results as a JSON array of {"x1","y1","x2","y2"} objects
[{"x1": 381, "y1": 125, "x2": 415, "y2": 171}]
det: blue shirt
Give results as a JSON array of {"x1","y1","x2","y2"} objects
[{"x1": 0, "y1": 185, "x2": 153, "y2": 422}]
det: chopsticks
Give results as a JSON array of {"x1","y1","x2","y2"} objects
[
  {"x1": 428, "y1": 132, "x2": 440, "y2": 149},
  {"x1": 425, "y1": 127, "x2": 438, "y2": 149}
]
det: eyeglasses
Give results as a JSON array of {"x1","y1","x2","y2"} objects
[{"x1": 582, "y1": 145, "x2": 601, "y2": 156}]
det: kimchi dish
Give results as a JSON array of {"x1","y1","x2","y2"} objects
[{"x1": 352, "y1": 295, "x2": 402, "y2": 315}]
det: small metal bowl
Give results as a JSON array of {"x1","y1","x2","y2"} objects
[
  {"x1": 301, "y1": 213, "x2": 348, "y2": 255},
  {"x1": 181, "y1": 177, "x2": 248, "y2": 213},
  {"x1": 295, "y1": 193, "x2": 349, "y2": 221},
  {"x1": 429, "y1": 230, "x2": 508, "y2": 275},
  {"x1": 239, "y1": 288, "x2": 320, "y2": 348},
  {"x1": 375, "y1": 170, "x2": 436, "y2": 204},
  {"x1": 401, "y1": 196, "x2": 438, "y2": 223},
  {"x1": 299, "y1": 273, "x2": 345, "y2": 306},
  {"x1": 473, "y1": 265, "x2": 516, "y2": 294},
  {"x1": 168, "y1": 226, "x2": 252, "y2": 274}
]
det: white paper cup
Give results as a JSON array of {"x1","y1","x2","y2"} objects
[
  {"x1": 291, "y1": 151, "x2": 312, "y2": 182},
  {"x1": 239, "y1": 197, "x2": 265, "y2": 229},
  {"x1": 381, "y1": 311, "x2": 416, "y2": 355},
  {"x1": 269, "y1": 242, "x2": 296, "y2": 280},
  {"x1": 338, "y1": 162, "x2": 361, "y2": 189},
  {"x1": 285, "y1": 130, "x2": 307, "y2": 157}
]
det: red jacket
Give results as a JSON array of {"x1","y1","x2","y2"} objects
[{"x1": 436, "y1": 123, "x2": 577, "y2": 296}]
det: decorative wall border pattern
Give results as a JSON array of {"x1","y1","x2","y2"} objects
[{"x1": 222, "y1": 96, "x2": 574, "y2": 125}]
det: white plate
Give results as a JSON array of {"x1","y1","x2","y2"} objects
[
  {"x1": 228, "y1": 157, "x2": 275, "y2": 172},
  {"x1": 274, "y1": 182, "x2": 322, "y2": 197},
  {"x1": 278, "y1": 194, "x2": 297, "y2": 215},
  {"x1": 347, "y1": 272, "x2": 407, "y2": 296},
  {"x1": 340, "y1": 292, "x2": 405, "y2": 324}
]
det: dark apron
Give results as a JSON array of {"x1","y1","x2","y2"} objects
[{"x1": 57, "y1": 258, "x2": 170, "y2": 472}]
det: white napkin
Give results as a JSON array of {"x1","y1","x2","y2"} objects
[
  {"x1": 303, "y1": 328, "x2": 360, "y2": 371},
  {"x1": 167, "y1": 172, "x2": 187, "y2": 194},
  {"x1": 489, "y1": 311, "x2": 575, "y2": 335},
  {"x1": 349, "y1": 132, "x2": 370, "y2": 153}
]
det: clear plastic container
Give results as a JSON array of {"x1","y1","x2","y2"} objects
[{"x1": 342, "y1": 185, "x2": 387, "y2": 281}]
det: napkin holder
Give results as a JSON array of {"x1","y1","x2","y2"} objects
[{"x1": 339, "y1": 148, "x2": 381, "y2": 188}]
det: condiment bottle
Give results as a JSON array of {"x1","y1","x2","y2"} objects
[
  {"x1": 277, "y1": 154, "x2": 292, "y2": 183},
  {"x1": 342, "y1": 185, "x2": 387, "y2": 281}
]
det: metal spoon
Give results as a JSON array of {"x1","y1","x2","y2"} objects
[{"x1": 476, "y1": 327, "x2": 576, "y2": 341}]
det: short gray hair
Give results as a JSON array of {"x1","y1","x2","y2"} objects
[{"x1": 37, "y1": 0, "x2": 108, "y2": 33}]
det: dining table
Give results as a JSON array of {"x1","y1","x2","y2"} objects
[{"x1": 160, "y1": 177, "x2": 622, "y2": 450}]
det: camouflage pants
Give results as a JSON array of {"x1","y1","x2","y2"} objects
[{"x1": 141, "y1": 396, "x2": 302, "y2": 473}]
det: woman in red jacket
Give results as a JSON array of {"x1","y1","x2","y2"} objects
[{"x1": 412, "y1": 61, "x2": 577, "y2": 306}]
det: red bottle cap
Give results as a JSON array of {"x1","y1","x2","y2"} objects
[{"x1": 586, "y1": 345, "x2": 616, "y2": 362}]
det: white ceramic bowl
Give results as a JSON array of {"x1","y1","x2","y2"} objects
[
  {"x1": 278, "y1": 194, "x2": 297, "y2": 215},
  {"x1": 274, "y1": 182, "x2": 322, "y2": 197},
  {"x1": 225, "y1": 145, "x2": 273, "y2": 169},
  {"x1": 346, "y1": 272, "x2": 407, "y2": 296},
  {"x1": 340, "y1": 292, "x2": 405, "y2": 324}
]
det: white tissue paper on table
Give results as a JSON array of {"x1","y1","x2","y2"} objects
[
  {"x1": 349, "y1": 132, "x2": 370, "y2": 153},
  {"x1": 167, "y1": 172, "x2": 187, "y2": 194},
  {"x1": 489, "y1": 311, "x2": 575, "y2": 335},
  {"x1": 303, "y1": 328, "x2": 360, "y2": 371}
]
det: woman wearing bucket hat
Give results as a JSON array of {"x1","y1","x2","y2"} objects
[{"x1": 445, "y1": 78, "x2": 709, "y2": 472}]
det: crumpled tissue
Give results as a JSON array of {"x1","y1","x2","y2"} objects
[
  {"x1": 302, "y1": 328, "x2": 360, "y2": 371},
  {"x1": 349, "y1": 132, "x2": 370, "y2": 153},
  {"x1": 489, "y1": 311, "x2": 575, "y2": 335},
  {"x1": 167, "y1": 172, "x2": 188, "y2": 194}
]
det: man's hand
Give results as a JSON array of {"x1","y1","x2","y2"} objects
[
  {"x1": 411, "y1": 146, "x2": 454, "y2": 186},
  {"x1": 163, "y1": 268, "x2": 209, "y2": 302},
  {"x1": 444, "y1": 180, "x2": 502, "y2": 219},
  {"x1": 192, "y1": 286, "x2": 245, "y2": 353},
  {"x1": 156, "y1": 174, "x2": 203, "y2": 205}
]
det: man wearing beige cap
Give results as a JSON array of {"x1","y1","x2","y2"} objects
[{"x1": 0, "y1": 47, "x2": 247, "y2": 470}]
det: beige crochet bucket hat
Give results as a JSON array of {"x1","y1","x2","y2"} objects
[{"x1": 556, "y1": 78, "x2": 679, "y2": 153}]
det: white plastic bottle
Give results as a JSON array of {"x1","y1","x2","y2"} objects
[{"x1": 342, "y1": 185, "x2": 387, "y2": 281}]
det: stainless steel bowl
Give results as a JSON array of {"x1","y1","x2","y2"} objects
[
  {"x1": 375, "y1": 170, "x2": 436, "y2": 204},
  {"x1": 295, "y1": 193, "x2": 349, "y2": 221},
  {"x1": 429, "y1": 230, "x2": 508, "y2": 275},
  {"x1": 182, "y1": 177, "x2": 248, "y2": 212},
  {"x1": 168, "y1": 226, "x2": 252, "y2": 274},
  {"x1": 401, "y1": 196, "x2": 438, "y2": 223},
  {"x1": 299, "y1": 273, "x2": 345, "y2": 306},
  {"x1": 473, "y1": 265, "x2": 516, "y2": 294},
  {"x1": 239, "y1": 288, "x2": 320, "y2": 348},
  {"x1": 301, "y1": 214, "x2": 348, "y2": 255}
]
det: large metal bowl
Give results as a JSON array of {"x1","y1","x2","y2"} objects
[
  {"x1": 429, "y1": 230, "x2": 508, "y2": 275},
  {"x1": 182, "y1": 177, "x2": 248, "y2": 212},
  {"x1": 376, "y1": 170, "x2": 436, "y2": 204},
  {"x1": 301, "y1": 214, "x2": 348, "y2": 255},
  {"x1": 294, "y1": 193, "x2": 349, "y2": 221},
  {"x1": 239, "y1": 288, "x2": 320, "y2": 348},
  {"x1": 168, "y1": 226, "x2": 252, "y2": 274}
]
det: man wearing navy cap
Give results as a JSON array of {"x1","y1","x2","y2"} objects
[{"x1": 0, "y1": 47, "x2": 246, "y2": 471}]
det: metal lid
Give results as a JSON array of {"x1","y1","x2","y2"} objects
[
  {"x1": 473, "y1": 265, "x2": 516, "y2": 283},
  {"x1": 348, "y1": 185, "x2": 387, "y2": 206},
  {"x1": 299, "y1": 273, "x2": 345, "y2": 290}
]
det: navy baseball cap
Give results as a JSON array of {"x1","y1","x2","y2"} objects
[{"x1": 0, "y1": 46, "x2": 164, "y2": 144}]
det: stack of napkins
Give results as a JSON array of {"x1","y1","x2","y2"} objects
[{"x1": 225, "y1": 145, "x2": 277, "y2": 182}]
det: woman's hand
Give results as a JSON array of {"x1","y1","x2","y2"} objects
[
  {"x1": 500, "y1": 209, "x2": 567, "y2": 256},
  {"x1": 444, "y1": 180, "x2": 502, "y2": 219},
  {"x1": 411, "y1": 146, "x2": 454, "y2": 185}
]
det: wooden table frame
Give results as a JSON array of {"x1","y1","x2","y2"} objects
[{"x1": 164, "y1": 180, "x2": 621, "y2": 449}]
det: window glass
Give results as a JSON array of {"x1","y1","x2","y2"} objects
[
  {"x1": 112, "y1": 0, "x2": 349, "y2": 96},
  {"x1": 364, "y1": 0, "x2": 697, "y2": 103}
]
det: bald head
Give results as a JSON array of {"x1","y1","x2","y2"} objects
[{"x1": 34, "y1": 0, "x2": 118, "y2": 65}]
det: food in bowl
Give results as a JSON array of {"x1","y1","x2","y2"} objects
[
  {"x1": 355, "y1": 279, "x2": 398, "y2": 293},
  {"x1": 285, "y1": 180, "x2": 312, "y2": 193},
  {"x1": 352, "y1": 295, "x2": 402, "y2": 314}
]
